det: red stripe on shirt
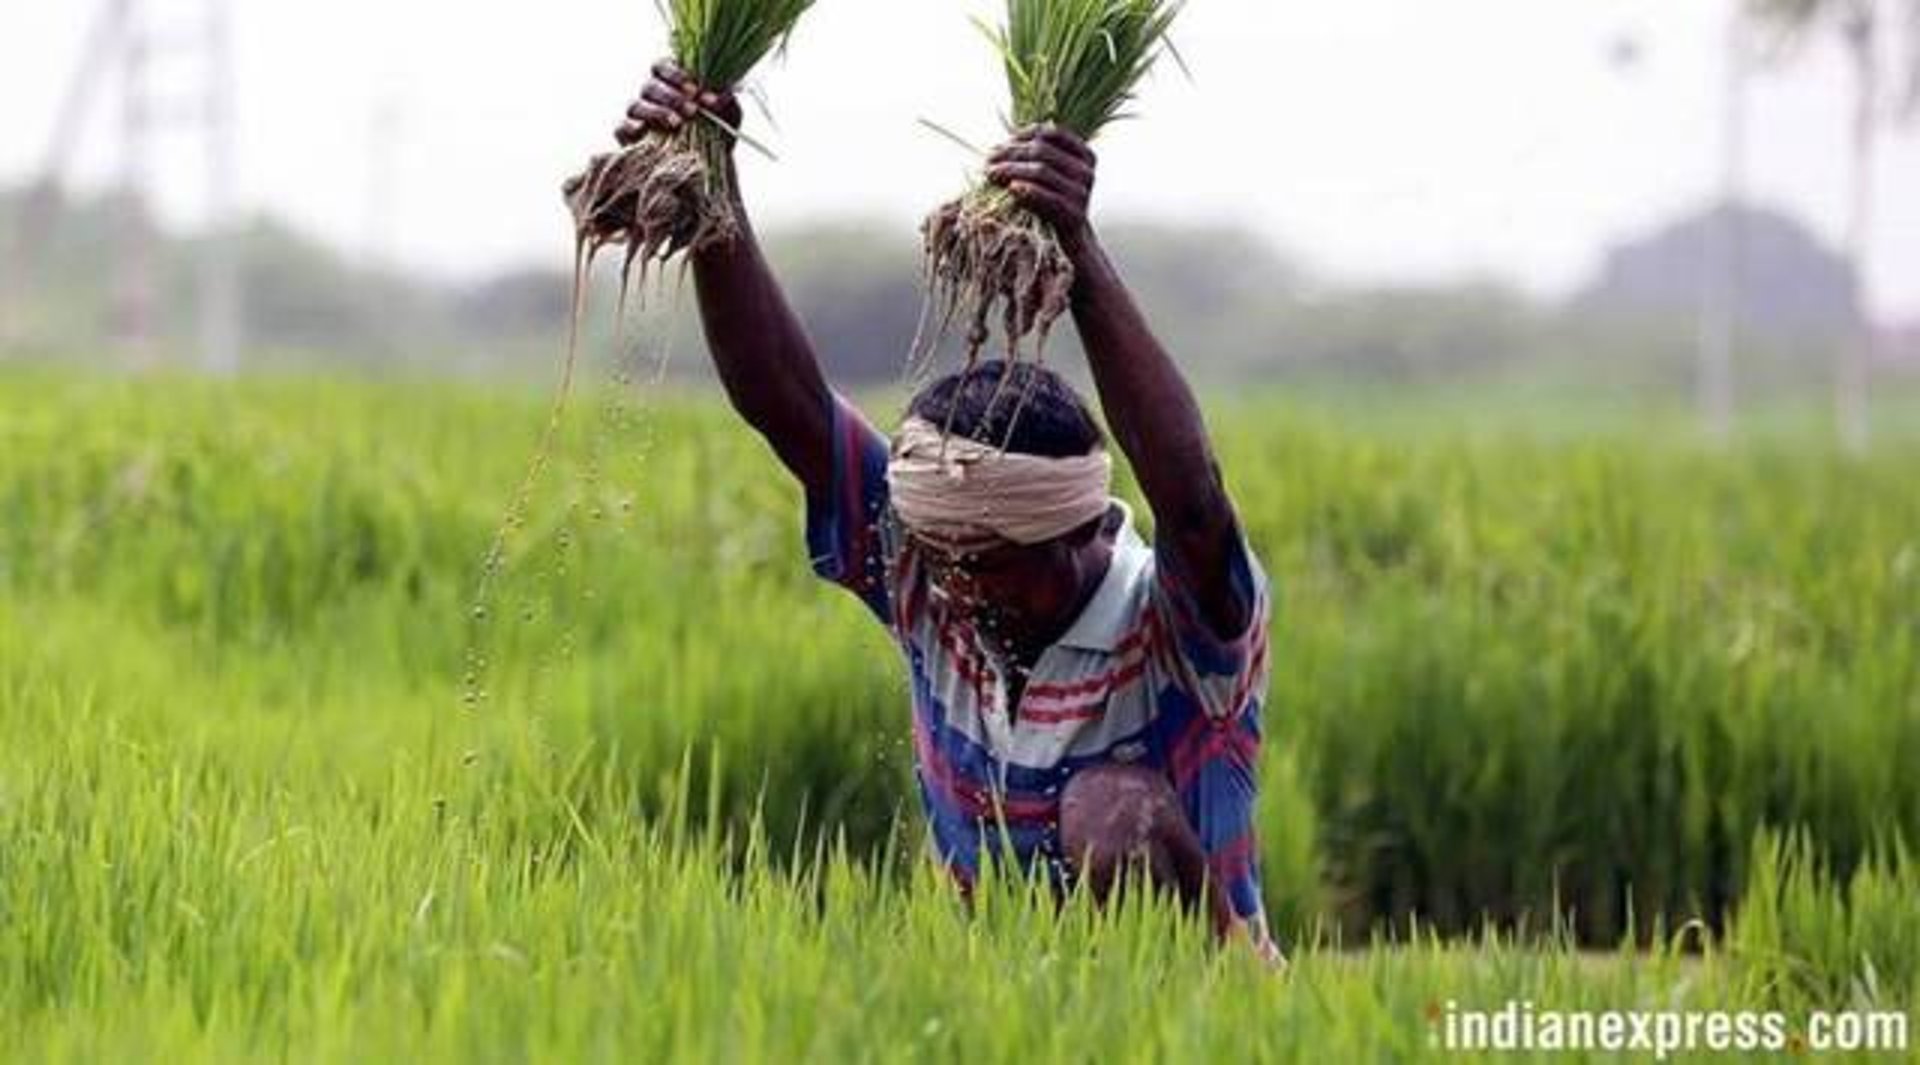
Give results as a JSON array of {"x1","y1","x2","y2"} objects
[
  {"x1": 1023, "y1": 612, "x2": 1162, "y2": 702},
  {"x1": 1224, "y1": 628, "x2": 1271, "y2": 715},
  {"x1": 1208, "y1": 829, "x2": 1258, "y2": 883},
  {"x1": 1017, "y1": 658, "x2": 1148, "y2": 723},
  {"x1": 1168, "y1": 713, "x2": 1260, "y2": 791},
  {"x1": 912, "y1": 716, "x2": 1056, "y2": 825},
  {"x1": 932, "y1": 611, "x2": 994, "y2": 706}
]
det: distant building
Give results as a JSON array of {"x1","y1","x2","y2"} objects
[{"x1": 1575, "y1": 203, "x2": 1859, "y2": 344}]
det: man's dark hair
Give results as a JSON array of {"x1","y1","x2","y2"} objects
[{"x1": 907, "y1": 360, "x2": 1105, "y2": 458}]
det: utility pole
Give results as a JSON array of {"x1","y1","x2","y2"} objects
[
  {"x1": 1837, "y1": 1, "x2": 1876, "y2": 454},
  {"x1": 4, "y1": 1, "x2": 130, "y2": 354},
  {"x1": 199, "y1": 0, "x2": 243, "y2": 375},
  {"x1": 0, "y1": 184, "x2": 23, "y2": 356},
  {"x1": 364, "y1": 96, "x2": 402, "y2": 271},
  {"x1": 1698, "y1": 8, "x2": 1748, "y2": 443},
  {"x1": 116, "y1": 0, "x2": 159, "y2": 363},
  {"x1": 17, "y1": 0, "x2": 243, "y2": 372},
  {"x1": 361, "y1": 95, "x2": 404, "y2": 357}
]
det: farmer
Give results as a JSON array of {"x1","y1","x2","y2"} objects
[{"x1": 593, "y1": 62, "x2": 1278, "y2": 961}]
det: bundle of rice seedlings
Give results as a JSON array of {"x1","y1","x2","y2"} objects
[
  {"x1": 473, "y1": 3, "x2": 814, "y2": 699},
  {"x1": 918, "y1": 0, "x2": 1182, "y2": 373},
  {"x1": 565, "y1": 0, "x2": 815, "y2": 286}
]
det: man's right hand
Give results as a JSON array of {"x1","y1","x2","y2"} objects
[
  {"x1": 615, "y1": 60, "x2": 743, "y2": 148},
  {"x1": 576, "y1": 59, "x2": 834, "y2": 506}
]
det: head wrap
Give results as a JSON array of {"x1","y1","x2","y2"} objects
[{"x1": 885, "y1": 416, "x2": 1113, "y2": 551}]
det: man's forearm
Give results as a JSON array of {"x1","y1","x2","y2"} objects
[
  {"x1": 1065, "y1": 229, "x2": 1249, "y2": 635},
  {"x1": 687, "y1": 173, "x2": 833, "y2": 490},
  {"x1": 1066, "y1": 231, "x2": 1229, "y2": 531}
]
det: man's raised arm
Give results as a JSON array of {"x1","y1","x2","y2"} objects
[
  {"x1": 604, "y1": 61, "x2": 837, "y2": 498},
  {"x1": 986, "y1": 125, "x2": 1252, "y2": 640}
]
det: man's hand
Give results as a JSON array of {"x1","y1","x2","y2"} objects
[
  {"x1": 1028, "y1": 125, "x2": 1251, "y2": 642},
  {"x1": 616, "y1": 60, "x2": 744, "y2": 147},
  {"x1": 986, "y1": 124, "x2": 1098, "y2": 250},
  {"x1": 573, "y1": 60, "x2": 834, "y2": 506},
  {"x1": 1234, "y1": 914, "x2": 1289, "y2": 972},
  {"x1": 563, "y1": 61, "x2": 750, "y2": 214}
]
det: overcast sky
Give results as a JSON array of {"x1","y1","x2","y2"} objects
[{"x1": 4, "y1": 0, "x2": 1917, "y2": 317}]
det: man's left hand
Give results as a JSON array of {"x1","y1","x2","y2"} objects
[{"x1": 986, "y1": 123, "x2": 1098, "y2": 247}]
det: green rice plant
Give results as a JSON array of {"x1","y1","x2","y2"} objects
[
  {"x1": 917, "y1": 0, "x2": 1183, "y2": 377},
  {"x1": 996, "y1": 0, "x2": 1183, "y2": 136},
  {"x1": 1730, "y1": 829, "x2": 1920, "y2": 1005},
  {"x1": 3, "y1": 374, "x2": 1918, "y2": 955},
  {"x1": 3, "y1": 607, "x2": 1905, "y2": 1060},
  {"x1": 565, "y1": 0, "x2": 815, "y2": 283},
  {"x1": 5, "y1": 373, "x2": 1920, "y2": 1056}
]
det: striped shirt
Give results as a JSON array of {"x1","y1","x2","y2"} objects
[{"x1": 805, "y1": 396, "x2": 1274, "y2": 927}]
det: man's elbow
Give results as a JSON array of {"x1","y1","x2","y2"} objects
[
  {"x1": 1162, "y1": 481, "x2": 1254, "y2": 639},
  {"x1": 1160, "y1": 462, "x2": 1234, "y2": 542}
]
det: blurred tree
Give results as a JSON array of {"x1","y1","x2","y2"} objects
[
  {"x1": 1271, "y1": 284, "x2": 1547, "y2": 383},
  {"x1": 457, "y1": 269, "x2": 575, "y2": 340},
  {"x1": 12, "y1": 186, "x2": 1828, "y2": 396},
  {"x1": 1747, "y1": 0, "x2": 1920, "y2": 451},
  {"x1": 763, "y1": 223, "x2": 922, "y2": 383}
]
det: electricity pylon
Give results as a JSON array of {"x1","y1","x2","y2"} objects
[{"x1": 6, "y1": 0, "x2": 242, "y2": 372}]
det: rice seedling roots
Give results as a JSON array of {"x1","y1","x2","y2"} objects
[
  {"x1": 468, "y1": 128, "x2": 735, "y2": 719},
  {"x1": 918, "y1": 188, "x2": 1075, "y2": 373},
  {"x1": 564, "y1": 132, "x2": 737, "y2": 288}
]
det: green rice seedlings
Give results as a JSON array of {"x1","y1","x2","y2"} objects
[
  {"x1": 564, "y1": 0, "x2": 816, "y2": 288},
  {"x1": 917, "y1": 0, "x2": 1182, "y2": 376}
]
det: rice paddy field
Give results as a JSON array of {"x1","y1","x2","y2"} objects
[{"x1": 2, "y1": 372, "x2": 1917, "y2": 1061}]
